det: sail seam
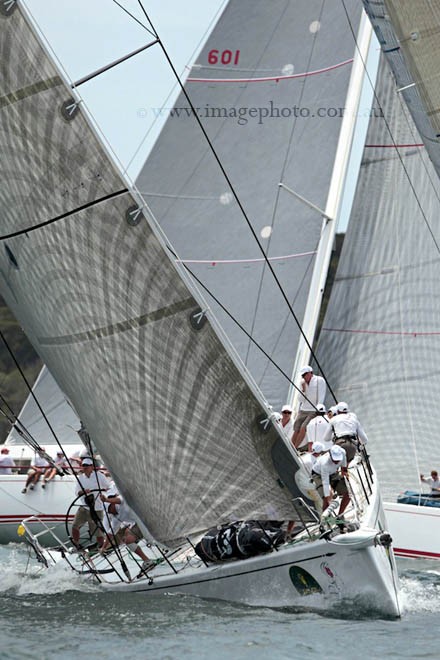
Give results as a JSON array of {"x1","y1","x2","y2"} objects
[
  {"x1": 37, "y1": 297, "x2": 195, "y2": 346},
  {"x1": 0, "y1": 76, "x2": 62, "y2": 109},
  {"x1": 186, "y1": 58, "x2": 354, "y2": 83}
]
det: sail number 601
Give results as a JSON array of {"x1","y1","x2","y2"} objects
[{"x1": 208, "y1": 49, "x2": 240, "y2": 65}]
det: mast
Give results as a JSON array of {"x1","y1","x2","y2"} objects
[{"x1": 289, "y1": 11, "x2": 373, "y2": 408}]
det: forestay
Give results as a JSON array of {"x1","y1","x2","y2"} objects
[
  {"x1": 136, "y1": 0, "x2": 362, "y2": 409},
  {"x1": 316, "y1": 56, "x2": 440, "y2": 500},
  {"x1": 0, "y1": 3, "x2": 317, "y2": 544}
]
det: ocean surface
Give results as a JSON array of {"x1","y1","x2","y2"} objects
[{"x1": 0, "y1": 544, "x2": 438, "y2": 659}]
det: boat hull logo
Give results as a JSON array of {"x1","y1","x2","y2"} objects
[{"x1": 289, "y1": 566, "x2": 322, "y2": 595}]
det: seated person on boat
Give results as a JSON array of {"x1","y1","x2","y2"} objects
[{"x1": 421, "y1": 470, "x2": 440, "y2": 497}]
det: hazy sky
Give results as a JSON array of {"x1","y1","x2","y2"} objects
[{"x1": 25, "y1": 0, "x2": 226, "y2": 179}]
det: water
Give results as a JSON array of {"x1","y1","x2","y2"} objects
[{"x1": 0, "y1": 545, "x2": 438, "y2": 659}]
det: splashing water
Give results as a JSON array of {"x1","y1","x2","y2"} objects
[
  {"x1": 398, "y1": 560, "x2": 440, "y2": 614},
  {"x1": 0, "y1": 543, "x2": 97, "y2": 596}
]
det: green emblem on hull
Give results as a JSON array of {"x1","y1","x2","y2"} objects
[{"x1": 289, "y1": 566, "x2": 322, "y2": 595}]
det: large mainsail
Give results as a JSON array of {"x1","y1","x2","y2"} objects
[
  {"x1": 136, "y1": 0, "x2": 363, "y2": 409},
  {"x1": 0, "y1": 2, "x2": 324, "y2": 544},
  {"x1": 316, "y1": 55, "x2": 440, "y2": 500}
]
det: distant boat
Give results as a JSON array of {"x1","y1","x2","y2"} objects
[{"x1": 0, "y1": 0, "x2": 400, "y2": 615}]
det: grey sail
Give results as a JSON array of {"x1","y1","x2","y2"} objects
[
  {"x1": 6, "y1": 366, "x2": 81, "y2": 447},
  {"x1": 0, "y1": 2, "x2": 320, "y2": 545},
  {"x1": 316, "y1": 55, "x2": 440, "y2": 500},
  {"x1": 362, "y1": 0, "x2": 440, "y2": 180},
  {"x1": 136, "y1": 0, "x2": 362, "y2": 409}
]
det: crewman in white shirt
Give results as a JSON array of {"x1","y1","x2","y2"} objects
[
  {"x1": 100, "y1": 490, "x2": 151, "y2": 566},
  {"x1": 292, "y1": 366, "x2": 326, "y2": 449},
  {"x1": 420, "y1": 470, "x2": 440, "y2": 497},
  {"x1": 321, "y1": 401, "x2": 368, "y2": 462},
  {"x1": 301, "y1": 441, "x2": 325, "y2": 475},
  {"x1": 71, "y1": 458, "x2": 110, "y2": 548},
  {"x1": 280, "y1": 404, "x2": 294, "y2": 441},
  {"x1": 311, "y1": 445, "x2": 350, "y2": 516},
  {"x1": 304, "y1": 404, "x2": 332, "y2": 452}
]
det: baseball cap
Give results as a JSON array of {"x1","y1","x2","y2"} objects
[
  {"x1": 337, "y1": 401, "x2": 349, "y2": 413},
  {"x1": 311, "y1": 442, "x2": 324, "y2": 454},
  {"x1": 330, "y1": 446, "x2": 345, "y2": 462},
  {"x1": 81, "y1": 458, "x2": 93, "y2": 466},
  {"x1": 281, "y1": 404, "x2": 292, "y2": 413},
  {"x1": 316, "y1": 404, "x2": 326, "y2": 413},
  {"x1": 300, "y1": 365, "x2": 313, "y2": 376}
]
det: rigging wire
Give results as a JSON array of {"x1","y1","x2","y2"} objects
[
  {"x1": 0, "y1": 331, "x2": 129, "y2": 567},
  {"x1": 245, "y1": 0, "x2": 327, "y2": 378},
  {"x1": 0, "y1": 330, "x2": 81, "y2": 478},
  {"x1": 0, "y1": 189, "x2": 128, "y2": 241},
  {"x1": 256, "y1": 237, "x2": 320, "y2": 391},
  {"x1": 128, "y1": 0, "x2": 337, "y2": 400},
  {"x1": 119, "y1": 0, "x2": 228, "y2": 178},
  {"x1": 0, "y1": 333, "x2": 129, "y2": 563},
  {"x1": 166, "y1": 245, "x2": 324, "y2": 411}
]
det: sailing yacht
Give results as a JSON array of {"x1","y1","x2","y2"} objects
[
  {"x1": 315, "y1": 0, "x2": 440, "y2": 561},
  {"x1": 0, "y1": 0, "x2": 400, "y2": 615}
]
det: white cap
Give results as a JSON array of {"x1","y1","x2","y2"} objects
[
  {"x1": 311, "y1": 442, "x2": 324, "y2": 454},
  {"x1": 281, "y1": 404, "x2": 292, "y2": 413},
  {"x1": 316, "y1": 403, "x2": 326, "y2": 413},
  {"x1": 300, "y1": 365, "x2": 313, "y2": 376},
  {"x1": 330, "y1": 446, "x2": 345, "y2": 462},
  {"x1": 81, "y1": 458, "x2": 93, "y2": 466},
  {"x1": 337, "y1": 401, "x2": 349, "y2": 413},
  {"x1": 328, "y1": 405, "x2": 338, "y2": 415}
]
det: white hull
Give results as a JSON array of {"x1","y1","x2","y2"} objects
[
  {"x1": 0, "y1": 475, "x2": 75, "y2": 545},
  {"x1": 384, "y1": 501, "x2": 440, "y2": 560},
  {"x1": 22, "y1": 460, "x2": 400, "y2": 616},
  {"x1": 103, "y1": 530, "x2": 400, "y2": 616}
]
